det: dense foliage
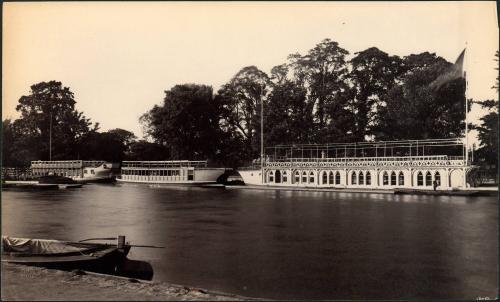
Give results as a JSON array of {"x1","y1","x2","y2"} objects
[
  {"x1": 473, "y1": 51, "x2": 498, "y2": 175},
  {"x1": 3, "y1": 41, "x2": 497, "y2": 170}
]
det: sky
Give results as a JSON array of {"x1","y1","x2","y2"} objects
[{"x1": 3, "y1": 2, "x2": 498, "y2": 145}]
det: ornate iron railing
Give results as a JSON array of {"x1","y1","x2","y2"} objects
[{"x1": 265, "y1": 155, "x2": 466, "y2": 168}]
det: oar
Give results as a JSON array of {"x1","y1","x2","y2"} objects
[
  {"x1": 79, "y1": 237, "x2": 116, "y2": 242},
  {"x1": 79, "y1": 237, "x2": 165, "y2": 248},
  {"x1": 128, "y1": 244, "x2": 165, "y2": 249}
]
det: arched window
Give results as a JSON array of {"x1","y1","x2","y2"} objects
[
  {"x1": 275, "y1": 170, "x2": 281, "y2": 183},
  {"x1": 336, "y1": 172, "x2": 341, "y2": 185},
  {"x1": 309, "y1": 171, "x2": 315, "y2": 183},
  {"x1": 391, "y1": 172, "x2": 397, "y2": 185},
  {"x1": 269, "y1": 171, "x2": 274, "y2": 183},
  {"x1": 322, "y1": 171, "x2": 328, "y2": 185},
  {"x1": 294, "y1": 171, "x2": 300, "y2": 184},
  {"x1": 282, "y1": 171, "x2": 287, "y2": 183},
  {"x1": 366, "y1": 172, "x2": 371, "y2": 185},
  {"x1": 351, "y1": 171, "x2": 357, "y2": 185},
  {"x1": 417, "y1": 171, "x2": 423, "y2": 186},
  {"x1": 383, "y1": 171, "x2": 389, "y2": 185},
  {"x1": 425, "y1": 171, "x2": 432, "y2": 186},
  {"x1": 302, "y1": 171, "x2": 307, "y2": 183},
  {"x1": 398, "y1": 172, "x2": 404, "y2": 186},
  {"x1": 435, "y1": 172, "x2": 441, "y2": 186},
  {"x1": 359, "y1": 172, "x2": 364, "y2": 185},
  {"x1": 329, "y1": 172, "x2": 334, "y2": 184}
]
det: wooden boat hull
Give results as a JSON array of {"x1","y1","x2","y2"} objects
[
  {"x1": 2, "y1": 183, "x2": 60, "y2": 191},
  {"x1": 73, "y1": 176, "x2": 116, "y2": 184},
  {"x1": 2, "y1": 239, "x2": 131, "y2": 274}
]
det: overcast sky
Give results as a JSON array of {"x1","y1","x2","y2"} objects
[{"x1": 3, "y1": 2, "x2": 498, "y2": 143}]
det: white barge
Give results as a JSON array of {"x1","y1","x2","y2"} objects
[
  {"x1": 30, "y1": 160, "x2": 117, "y2": 183},
  {"x1": 117, "y1": 160, "x2": 226, "y2": 185},
  {"x1": 238, "y1": 139, "x2": 474, "y2": 190}
]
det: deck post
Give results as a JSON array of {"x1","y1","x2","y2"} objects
[{"x1": 117, "y1": 235, "x2": 125, "y2": 249}]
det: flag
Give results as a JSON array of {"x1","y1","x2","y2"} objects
[{"x1": 429, "y1": 49, "x2": 465, "y2": 90}]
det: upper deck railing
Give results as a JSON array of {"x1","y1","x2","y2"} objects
[
  {"x1": 270, "y1": 138, "x2": 463, "y2": 149},
  {"x1": 265, "y1": 155, "x2": 467, "y2": 168},
  {"x1": 269, "y1": 155, "x2": 464, "y2": 163},
  {"x1": 264, "y1": 138, "x2": 465, "y2": 163},
  {"x1": 31, "y1": 160, "x2": 105, "y2": 169},
  {"x1": 121, "y1": 160, "x2": 208, "y2": 169}
]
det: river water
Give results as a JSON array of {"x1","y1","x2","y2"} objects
[{"x1": 2, "y1": 184, "x2": 498, "y2": 300}]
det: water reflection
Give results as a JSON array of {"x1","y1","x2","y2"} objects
[{"x1": 2, "y1": 184, "x2": 497, "y2": 300}]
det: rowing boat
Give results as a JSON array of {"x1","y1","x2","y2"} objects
[{"x1": 1, "y1": 236, "x2": 131, "y2": 273}]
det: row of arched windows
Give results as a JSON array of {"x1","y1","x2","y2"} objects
[
  {"x1": 380, "y1": 171, "x2": 405, "y2": 186},
  {"x1": 321, "y1": 171, "x2": 342, "y2": 185},
  {"x1": 268, "y1": 170, "x2": 288, "y2": 183},
  {"x1": 416, "y1": 171, "x2": 440, "y2": 186},
  {"x1": 294, "y1": 170, "x2": 315, "y2": 184},
  {"x1": 350, "y1": 171, "x2": 372, "y2": 186},
  {"x1": 267, "y1": 170, "x2": 442, "y2": 187}
]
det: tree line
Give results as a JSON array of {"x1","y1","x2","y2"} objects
[{"x1": 2, "y1": 40, "x2": 497, "y2": 170}]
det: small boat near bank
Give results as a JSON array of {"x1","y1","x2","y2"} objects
[
  {"x1": 2, "y1": 179, "x2": 83, "y2": 190},
  {"x1": 1, "y1": 236, "x2": 131, "y2": 273},
  {"x1": 2, "y1": 182, "x2": 61, "y2": 191},
  {"x1": 38, "y1": 175, "x2": 83, "y2": 188}
]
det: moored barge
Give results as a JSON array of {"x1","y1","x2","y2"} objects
[
  {"x1": 117, "y1": 160, "x2": 226, "y2": 185},
  {"x1": 238, "y1": 139, "x2": 474, "y2": 190},
  {"x1": 30, "y1": 160, "x2": 118, "y2": 183}
]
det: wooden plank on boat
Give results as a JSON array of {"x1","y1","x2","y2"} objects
[{"x1": 1, "y1": 246, "x2": 117, "y2": 264}]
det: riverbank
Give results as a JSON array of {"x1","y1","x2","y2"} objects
[
  {"x1": 226, "y1": 184, "x2": 498, "y2": 196},
  {"x1": 1, "y1": 263, "x2": 255, "y2": 301},
  {"x1": 227, "y1": 185, "x2": 393, "y2": 194}
]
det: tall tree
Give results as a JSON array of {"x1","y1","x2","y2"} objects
[
  {"x1": 126, "y1": 140, "x2": 171, "y2": 161},
  {"x1": 264, "y1": 64, "x2": 310, "y2": 146},
  {"x1": 475, "y1": 100, "x2": 498, "y2": 167},
  {"x1": 375, "y1": 53, "x2": 465, "y2": 140},
  {"x1": 12, "y1": 81, "x2": 96, "y2": 161},
  {"x1": 474, "y1": 51, "x2": 499, "y2": 174},
  {"x1": 78, "y1": 128, "x2": 137, "y2": 162},
  {"x1": 1, "y1": 119, "x2": 38, "y2": 166},
  {"x1": 349, "y1": 47, "x2": 404, "y2": 140},
  {"x1": 288, "y1": 39, "x2": 350, "y2": 133},
  {"x1": 216, "y1": 66, "x2": 270, "y2": 158},
  {"x1": 141, "y1": 84, "x2": 222, "y2": 160}
]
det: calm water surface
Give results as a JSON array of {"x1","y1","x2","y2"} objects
[{"x1": 2, "y1": 184, "x2": 498, "y2": 300}]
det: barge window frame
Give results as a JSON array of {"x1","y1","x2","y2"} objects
[
  {"x1": 391, "y1": 171, "x2": 396, "y2": 186},
  {"x1": 425, "y1": 171, "x2": 432, "y2": 186},
  {"x1": 417, "y1": 171, "x2": 423, "y2": 186}
]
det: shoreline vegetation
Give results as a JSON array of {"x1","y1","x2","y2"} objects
[
  {"x1": 2, "y1": 42, "x2": 498, "y2": 183},
  {"x1": 1, "y1": 262, "x2": 258, "y2": 301}
]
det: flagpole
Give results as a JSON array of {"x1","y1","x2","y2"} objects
[
  {"x1": 464, "y1": 43, "x2": 469, "y2": 187},
  {"x1": 49, "y1": 111, "x2": 52, "y2": 161},
  {"x1": 260, "y1": 85, "x2": 264, "y2": 184}
]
